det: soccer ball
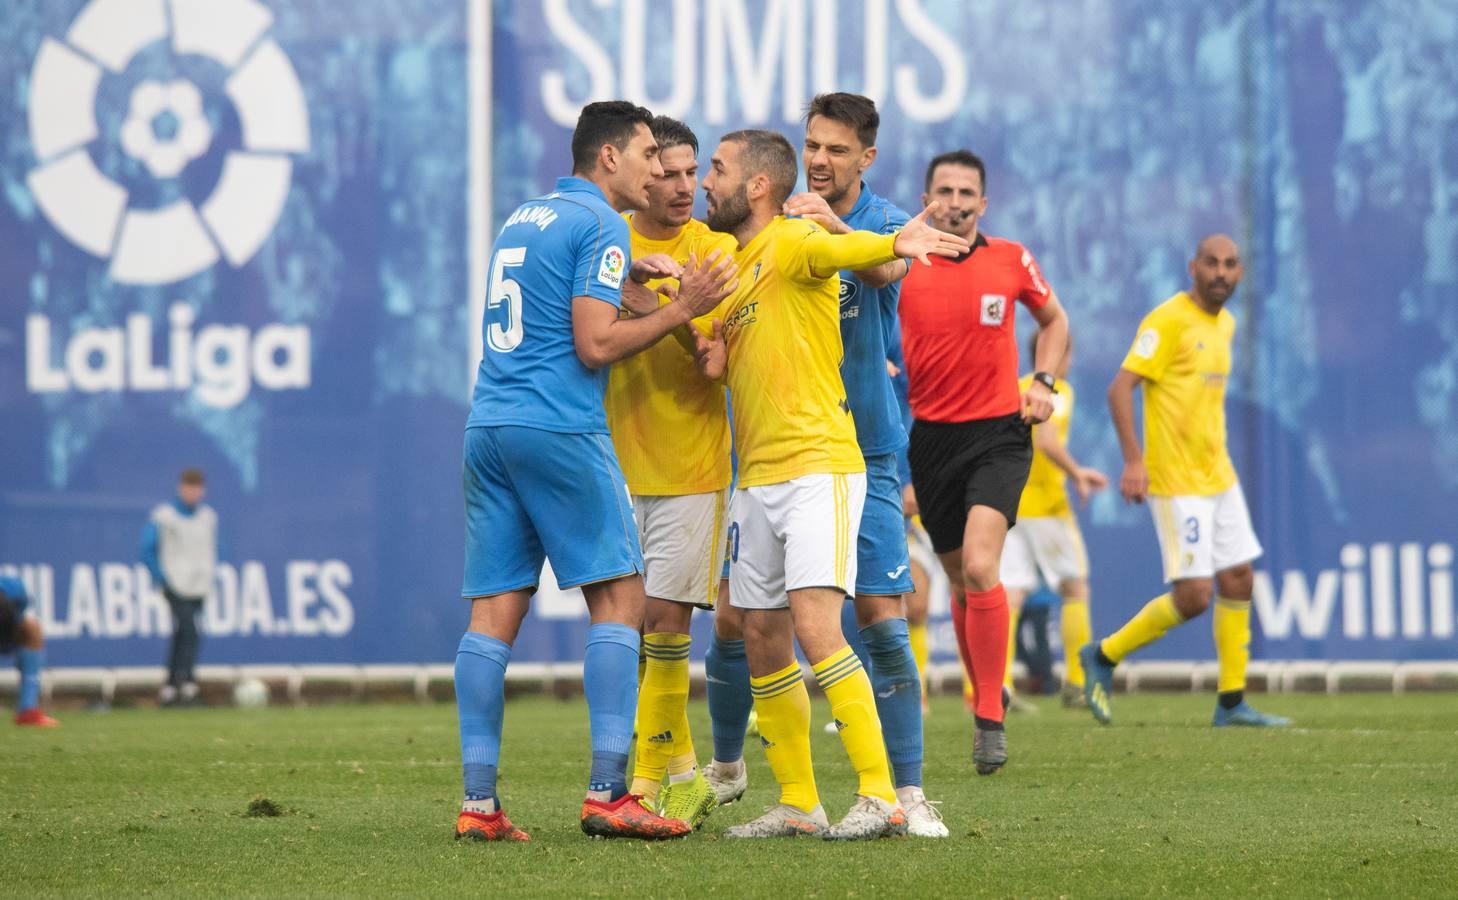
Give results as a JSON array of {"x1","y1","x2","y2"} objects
[{"x1": 233, "y1": 678, "x2": 269, "y2": 709}]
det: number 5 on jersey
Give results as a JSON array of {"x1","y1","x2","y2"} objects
[{"x1": 487, "y1": 247, "x2": 526, "y2": 352}]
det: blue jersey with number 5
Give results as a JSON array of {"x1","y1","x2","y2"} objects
[{"x1": 467, "y1": 176, "x2": 630, "y2": 434}]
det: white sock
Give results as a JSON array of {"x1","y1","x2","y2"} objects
[
  {"x1": 462, "y1": 797, "x2": 497, "y2": 815},
  {"x1": 712, "y1": 758, "x2": 744, "y2": 774},
  {"x1": 668, "y1": 766, "x2": 697, "y2": 785},
  {"x1": 159, "y1": 685, "x2": 178, "y2": 702},
  {"x1": 181, "y1": 682, "x2": 200, "y2": 700}
]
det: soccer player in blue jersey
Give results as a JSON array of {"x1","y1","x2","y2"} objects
[
  {"x1": 1, "y1": 576, "x2": 58, "y2": 727},
  {"x1": 779, "y1": 92, "x2": 945, "y2": 837},
  {"x1": 454, "y1": 100, "x2": 738, "y2": 843}
]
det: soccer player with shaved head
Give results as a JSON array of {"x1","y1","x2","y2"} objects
[
  {"x1": 692, "y1": 128, "x2": 968, "y2": 840},
  {"x1": 1081, "y1": 234, "x2": 1291, "y2": 729}
]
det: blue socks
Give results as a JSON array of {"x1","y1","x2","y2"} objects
[
  {"x1": 455, "y1": 632, "x2": 511, "y2": 808},
  {"x1": 860, "y1": 618, "x2": 924, "y2": 788},
  {"x1": 584, "y1": 622, "x2": 639, "y2": 799},
  {"x1": 17, "y1": 648, "x2": 42, "y2": 713},
  {"x1": 841, "y1": 598, "x2": 873, "y2": 675},
  {"x1": 705, "y1": 634, "x2": 753, "y2": 763}
]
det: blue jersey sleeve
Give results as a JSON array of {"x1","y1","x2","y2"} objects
[
  {"x1": 572, "y1": 213, "x2": 629, "y2": 308},
  {"x1": 140, "y1": 520, "x2": 164, "y2": 585}
]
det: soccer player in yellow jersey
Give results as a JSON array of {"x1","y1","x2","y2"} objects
[
  {"x1": 693, "y1": 129, "x2": 968, "y2": 840},
  {"x1": 604, "y1": 117, "x2": 735, "y2": 828},
  {"x1": 1080, "y1": 234, "x2": 1292, "y2": 728},
  {"x1": 999, "y1": 336, "x2": 1107, "y2": 709}
]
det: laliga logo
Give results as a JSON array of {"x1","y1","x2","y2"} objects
[{"x1": 25, "y1": 0, "x2": 309, "y2": 285}]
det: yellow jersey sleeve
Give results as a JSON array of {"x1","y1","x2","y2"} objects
[
  {"x1": 1120, "y1": 307, "x2": 1177, "y2": 382},
  {"x1": 775, "y1": 222, "x2": 899, "y2": 283}
]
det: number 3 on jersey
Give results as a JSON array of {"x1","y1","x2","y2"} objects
[{"x1": 487, "y1": 247, "x2": 526, "y2": 352}]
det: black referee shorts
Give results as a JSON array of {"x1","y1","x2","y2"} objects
[{"x1": 908, "y1": 413, "x2": 1033, "y2": 555}]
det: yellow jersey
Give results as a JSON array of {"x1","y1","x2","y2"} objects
[
  {"x1": 721, "y1": 216, "x2": 898, "y2": 487},
  {"x1": 1120, "y1": 291, "x2": 1238, "y2": 497},
  {"x1": 1016, "y1": 374, "x2": 1073, "y2": 518},
  {"x1": 604, "y1": 216, "x2": 736, "y2": 495}
]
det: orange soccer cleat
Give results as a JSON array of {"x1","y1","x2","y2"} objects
[
  {"x1": 454, "y1": 809, "x2": 530, "y2": 842},
  {"x1": 580, "y1": 794, "x2": 691, "y2": 840},
  {"x1": 15, "y1": 709, "x2": 59, "y2": 728}
]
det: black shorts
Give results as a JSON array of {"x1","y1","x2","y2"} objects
[{"x1": 908, "y1": 413, "x2": 1034, "y2": 555}]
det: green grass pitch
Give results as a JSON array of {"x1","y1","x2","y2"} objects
[{"x1": 2, "y1": 693, "x2": 1454, "y2": 897}]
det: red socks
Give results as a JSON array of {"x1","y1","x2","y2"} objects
[
  {"x1": 965, "y1": 585, "x2": 1010, "y2": 724},
  {"x1": 951, "y1": 594, "x2": 975, "y2": 687}
]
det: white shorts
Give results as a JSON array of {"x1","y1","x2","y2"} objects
[
  {"x1": 728, "y1": 472, "x2": 866, "y2": 611},
  {"x1": 1149, "y1": 483, "x2": 1263, "y2": 582},
  {"x1": 1001, "y1": 514, "x2": 1089, "y2": 592},
  {"x1": 634, "y1": 489, "x2": 730, "y2": 609}
]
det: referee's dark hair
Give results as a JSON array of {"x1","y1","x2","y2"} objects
[
  {"x1": 804, "y1": 92, "x2": 880, "y2": 148},
  {"x1": 924, "y1": 149, "x2": 987, "y2": 193},
  {"x1": 721, "y1": 129, "x2": 798, "y2": 206},
  {"x1": 649, "y1": 115, "x2": 698, "y2": 155},
  {"x1": 571, "y1": 101, "x2": 654, "y2": 175}
]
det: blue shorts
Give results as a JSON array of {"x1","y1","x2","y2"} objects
[
  {"x1": 462, "y1": 426, "x2": 642, "y2": 597},
  {"x1": 855, "y1": 452, "x2": 914, "y2": 596}
]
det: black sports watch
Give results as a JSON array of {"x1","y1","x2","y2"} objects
[{"x1": 1031, "y1": 371, "x2": 1059, "y2": 393}]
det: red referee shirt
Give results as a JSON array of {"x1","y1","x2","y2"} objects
[{"x1": 898, "y1": 233, "x2": 1051, "y2": 422}]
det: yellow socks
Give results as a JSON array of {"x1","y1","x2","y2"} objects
[
  {"x1": 1213, "y1": 598, "x2": 1251, "y2": 693},
  {"x1": 1101, "y1": 593, "x2": 1184, "y2": 663},
  {"x1": 667, "y1": 708, "x2": 697, "y2": 782},
  {"x1": 811, "y1": 647, "x2": 896, "y2": 804},
  {"x1": 750, "y1": 662, "x2": 818, "y2": 811},
  {"x1": 1061, "y1": 597, "x2": 1092, "y2": 687},
  {"x1": 908, "y1": 621, "x2": 929, "y2": 700},
  {"x1": 631, "y1": 632, "x2": 690, "y2": 801}
]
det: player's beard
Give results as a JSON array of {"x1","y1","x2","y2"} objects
[
  {"x1": 706, "y1": 183, "x2": 751, "y2": 233},
  {"x1": 812, "y1": 170, "x2": 851, "y2": 209}
]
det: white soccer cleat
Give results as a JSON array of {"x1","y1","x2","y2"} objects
[
  {"x1": 822, "y1": 794, "x2": 908, "y2": 841},
  {"x1": 822, "y1": 720, "x2": 838, "y2": 735},
  {"x1": 901, "y1": 791, "x2": 948, "y2": 838},
  {"x1": 724, "y1": 803, "x2": 828, "y2": 838},
  {"x1": 703, "y1": 759, "x2": 748, "y2": 806}
]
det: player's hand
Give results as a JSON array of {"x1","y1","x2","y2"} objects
[
  {"x1": 1021, "y1": 379, "x2": 1054, "y2": 424},
  {"x1": 895, "y1": 201, "x2": 972, "y2": 265},
  {"x1": 902, "y1": 483, "x2": 919, "y2": 517},
  {"x1": 1072, "y1": 467, "x2": 1109, "y2": 506},
  {"x1": 630, "y1": 253, "x2": 682, "y2": 284},
  {"x1": 782, "y1": 192, "x2": 849, "y2": 233},
  {"x1": 886, "y1": 358, "x2": 901, "y2": 378},
  {"x1": 619, "y1": 277, "x2": 662, "y2": 316},
  {"x1": 1119, "y1": 459, "x2": 1149, "y2": 505},
  {"x1": 692, "y1": 318, "x2": 727, "y2": 380},
  {"x1": 669, "y1": 250, "x2": 739, "y2": 319}
]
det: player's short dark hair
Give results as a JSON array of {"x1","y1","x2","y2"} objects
[
  {"x1": 0, "y1": 597, "x2": 18, "y2": 655},
  {"x1": 804, "y1": 92, "x2": 879, "y2": 148},
  {"x1": 650, "y1": 115, "x2": 698, "y2": 155},
  {"x1": 571, "y1": 101, "x2": 654, "y2": 175},
  {"x1": 924, "y1": 149, "x2": 987, "y2": 193},
  {"x1": 179, "y1": 468, "x2": 205, "y2": 486},
  {"x1": 720, "y1": 129, "x2": 798, "y2": 206}
]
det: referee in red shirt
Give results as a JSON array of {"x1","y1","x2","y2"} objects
[{"x1": 899, "y1": 150, "x2": 1069, "y2": 775}]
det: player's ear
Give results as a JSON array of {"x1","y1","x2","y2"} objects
[
  {"x1": 747, "y1": 173, "x2": 768, "y2": 202},
  {"x1": 598, "y1": 142, "x2": 618, "y2": 175},
  {"x1": 860, "y1": 146, "x2": 877, "y2": 172}
]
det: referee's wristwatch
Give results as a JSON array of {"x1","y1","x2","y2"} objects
[{"x1": 1031, "y1": 371, "x2": 1059, "y2": 393}]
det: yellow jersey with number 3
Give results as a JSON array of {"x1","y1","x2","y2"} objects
[
  {"x1": 721, "y1": 216, "x2": 898, "y2": 488},
  {"x1": 605, "y1": 216, "x2": 736, "y2": 495},
  {"x1": 1120, "y1": 292, "x2": 1238, "y2": 497},
  {"x1": 1017, "y1": 374, "x2": 1073, "y2": 518}
]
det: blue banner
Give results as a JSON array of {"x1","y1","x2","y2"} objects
[{"x1": 2, "y1": 0, "x2": 1454, "y2": 667}]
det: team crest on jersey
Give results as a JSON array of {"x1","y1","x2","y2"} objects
[
  {"x1": 752, "y1": 261, "x2": 763, "y2": 282},
  {"x1": 598, "y1": 246, "x2": 625, "y2": 288},
  {"x1": 980, "y1": 294, "x2": 1006, "y2": 326},
  {"x1": 1134, "y1": 328, "x2": 1160, "y2": 359}
]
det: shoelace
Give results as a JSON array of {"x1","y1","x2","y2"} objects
[{"x1": 907, "y1": 798, "x2": 944, "y2": 822}]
